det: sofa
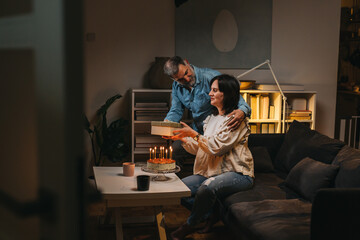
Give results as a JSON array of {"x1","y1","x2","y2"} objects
[{"x1": 220, "y1": 120, "x2": 360, "y2": 240}]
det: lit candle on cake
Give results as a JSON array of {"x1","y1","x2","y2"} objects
[
  {"x1": 149, "y1": 148, "x2": 152, "y2": 160},
  {"x1": 166, "y1": 149, "x2": 168, "y2": 159},
  {"x1": 170, "y1": 146, "x2": 172, "y2": 159},
  {"x1": 154, "y1": 147, "x2": 157, "y2": 158},
  {"x1": 152, "y1": 149, "x2": 155, "y2": 159}
]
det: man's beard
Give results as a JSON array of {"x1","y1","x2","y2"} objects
[{"x1": 183, "y1": 75, "x2": 196, "y2": 88}]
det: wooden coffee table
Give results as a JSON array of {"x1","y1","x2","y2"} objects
[{"x1": 93, "y1": 166, "x2": 191, "y2": 240}]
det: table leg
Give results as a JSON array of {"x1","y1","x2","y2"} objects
[
  {"x1": 115, "y1": 208, "x2": 124, "y2": 240},
  {"x1": 155, "y1": 207, "x2": 167, "y2": 240}
]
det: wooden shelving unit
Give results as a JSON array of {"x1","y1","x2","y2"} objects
[
  {"x1": 131, "y1": 89, "x2": 172, "y2": 162},
  {"x1": 241, "y1": 90, "x2": 317, "y2": 133}
]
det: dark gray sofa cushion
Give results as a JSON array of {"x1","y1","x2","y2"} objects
[
  {"x1": 222, "y1": 173, "x2": 286, "y2": 211},
  {"x1": 274, "y1": 121, "x2": 314, "y2": 174},
  {"x1": 284, "y1": 157, "x2": 339, "y2": 201},
  {"x1": 274, "y1": 121, "x2": 345, "y2": 176},
  {"x1": 248, "y1": 133, "x2": 285, "y2": 163},
  {"x1": 333, "y1": 145, "x2": 360, "y2": 188},
  {"x1": 225, "y1": 199, "x2": 311, "y2": 240},
  {"x1": 250, "y1": 146, "x2": 274, "y2": 173}
]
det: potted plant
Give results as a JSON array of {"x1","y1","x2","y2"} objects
[{"x1": 84, "y1": 94, "x2": 129, "y2": 167}]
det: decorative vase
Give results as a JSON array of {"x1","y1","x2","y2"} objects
[{"x1": 147, "y1": 57, "x2": 173, "y2": 89}]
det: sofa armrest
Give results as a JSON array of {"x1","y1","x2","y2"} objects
[{"x1": 311, "y1": 188, "x2": 360, "y2": 240}]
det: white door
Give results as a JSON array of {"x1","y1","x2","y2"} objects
[{"x1": 0, "y1": 1, "x2": 85, "y2": 239}]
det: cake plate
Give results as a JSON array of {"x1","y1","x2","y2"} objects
[{"x1": 141, "y1": 165, "x2": 181, "y2": 181}]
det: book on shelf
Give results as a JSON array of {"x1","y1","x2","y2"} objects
[
  {"x1": 289, "y1": 110, "x2": 311, "y2": 114},
  {"x1": 135, "y1": 143, "x2": 166, "y2": 148},
  {"x1": 289, "y1": 113, "x2": 311, "y2": 117},
  {"x1": 250, "y1": 123, "x2": 261, "y2": 134},
  {"x1": 250, "y1": 124, "x2": 257, "y2": 134},
  {"x1": 260, "y1": 95, "x2": 269, "y2": 119},
  {"x1": 287, "y1": 110, "x2": 312, "y2": 120},
  {"x1": 260, "y1": 123, "x2": 275, "y2": 134},
  {"x1": 288, "y1": 116, "x2": 311, "y2": 120},
  {"x1": 135, "y1": 102, "x2": 168, "y2": 108},
  {"x1": 269, "y1": 105, "x2": 275, "y2": 119},
  {"x1": 255, "y1": 84, "x2": 304, "y2": 91},
  {"x1": 136, "y1": 116, "x2": 166, "y2": 121},
  {"x1": 135, "y1": 110, "x2": 168, "y2": 120},
  {"x1": 135, "y1": 135, "x2": 167, "y2": 144},
  {"x1": 261, "y1": 123, "x2": 269, "y2": 133},
  {"x1": 268, "y1": 123, "x2": 275, "y2": 133},
  {"x1": 250, "y1": 95, "x2": 257, "y2": 119},
  {"x1": 249, "y1": 94, "x2": 270, "y2": 120},
  {"x1": 136, "y1": 110, "x2": 168, "y2": 115}
]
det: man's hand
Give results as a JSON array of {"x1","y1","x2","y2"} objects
[{"x1": 227, "y1": 109, "x2": 245, "y2": 131}]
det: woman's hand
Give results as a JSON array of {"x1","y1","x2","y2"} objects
[
  {"x1": 163, "y1": 121, "x2": 198, "y2": 141},
  {"x1": 226, "y1": 109, "x2": 245, "y2": 131}
]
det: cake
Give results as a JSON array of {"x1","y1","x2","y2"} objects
[{"x1": 147, "y1": 158, "x2": 176, "y2": 171}]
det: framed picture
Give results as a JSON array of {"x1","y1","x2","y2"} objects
[{"x1": 175, "y1": 0, "x2": 272, "y2": 69}]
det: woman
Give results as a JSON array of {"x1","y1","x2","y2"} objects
[{"x1": 169, "y1": 74, "x2": 254, "y2": 240}]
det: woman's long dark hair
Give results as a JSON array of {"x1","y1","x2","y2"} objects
[{"x1": 210, "y1": 74, "x2": 240, "y2": 115}]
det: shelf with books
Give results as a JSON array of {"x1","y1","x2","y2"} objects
[
  {"x1": 242, "y1": 90, "x2": 316, "y2": 133},
  {"x1": 132, "y1": 89, "x2": 173, "y2": 162},
  {"x1": 131, "y1": 89, "x2": 192, "y2": 162},
  {"x1": 241, "y1": 90, "x2": 282, "y2": 133},
  {"x1": 284, "y1": 91, "x2": 316, "y2": 130}
]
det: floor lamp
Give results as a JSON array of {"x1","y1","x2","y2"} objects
[{"x1": 237, "y1": 60, "x2": 288, "y2": 133}]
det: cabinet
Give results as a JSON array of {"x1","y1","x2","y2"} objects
[{"x1": 241, "y1": 90, "x2": 316, "y2": 133}]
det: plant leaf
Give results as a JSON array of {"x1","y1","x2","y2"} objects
[
  {"x1": 83, "y1": 114, "x2": 93, "y2": 133},
  {"x1": 96, "y1": 94, "x2": 122, "y2": 116}
]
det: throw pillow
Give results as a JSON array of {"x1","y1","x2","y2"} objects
[
  {"x1": 274, "y1": 120, "x2": 345, "y2": 174},
  {"x1": 274, "y1": 121, "x2": 314, "y2": 173},
  {"x1": 333, "y1": 145, "x2": 360, "y2": 188},
  {"x1": 250, "y1": 146, "x2": 274, "y2": 173},
  {"x1": 284, "y1": 157, "x2": 339, "y2": 202},
  {"x1": 303, "y1": 132, "x2": 346, "y2": 165}
]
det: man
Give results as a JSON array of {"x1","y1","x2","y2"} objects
[{"x1": 163, "y1": 56, "x2": 251, "y2": 166}]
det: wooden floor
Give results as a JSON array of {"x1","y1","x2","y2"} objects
[{"x1": 88, "y1": 204, "x2": 236, "y2": 240}]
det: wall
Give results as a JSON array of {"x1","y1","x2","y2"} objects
[
  {"x1": 272, "y1": 0, "x2": 341, "y2": 137},
  {"x1": 84, "y1": 0, "x2": 341, "y2": 159},
  {"x1": 223, "y1": 0, "x2": 341, "y2": 137},
  {"x1": 85, "y1": 0, "x2": 175, "y2": 121},
  {"x1": 84, "y1": 0, "x2": 175, "y2": 163}
]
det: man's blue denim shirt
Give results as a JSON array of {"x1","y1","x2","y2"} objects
[{"x1": 165, "y1": 65, "x2": 251, "y2": 134}]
